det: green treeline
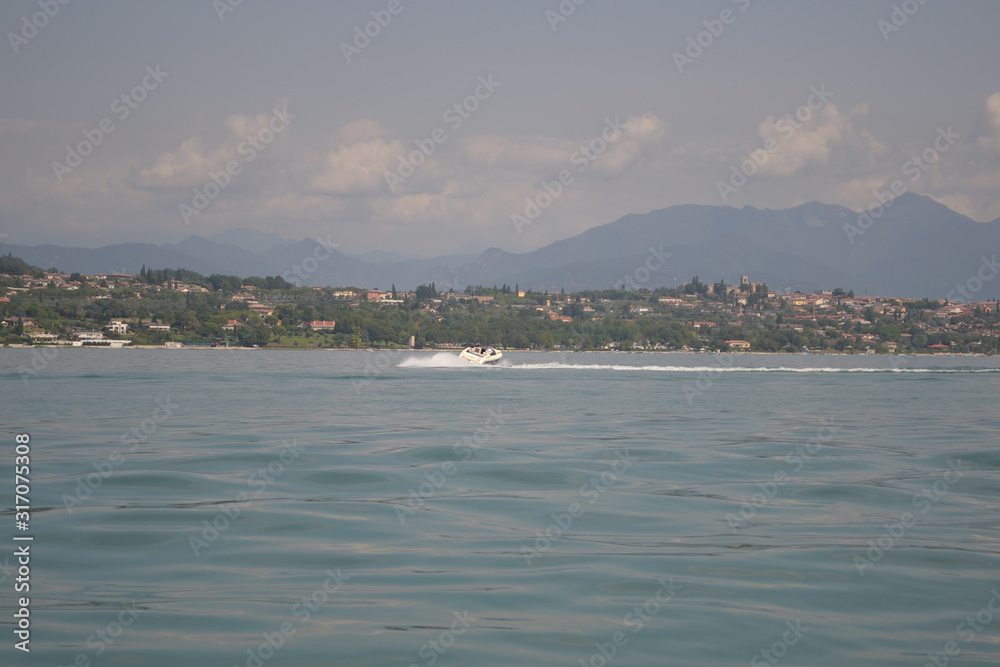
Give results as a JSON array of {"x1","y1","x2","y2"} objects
[{"x1": 2, "y1": 266, "x2": 998, "y2": 353}]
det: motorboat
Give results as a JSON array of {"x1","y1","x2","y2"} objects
[{"x1": 459, "y1": 345, "x2": 502, "y2": 365}]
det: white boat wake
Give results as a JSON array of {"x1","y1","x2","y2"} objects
[
  {"x1": 395, "y1": 358, "x2": 999, "y2": 373},
  {"x1": 503, "y1": 363, "x2": 999, "y2": 373},
  {"x1": 397, "y1": 352, "x2": 475, "y2": 368}
]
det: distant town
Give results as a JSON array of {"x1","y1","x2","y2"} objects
[{"x1": 1, "y1": 254, "x2": 997, "y2": 354}]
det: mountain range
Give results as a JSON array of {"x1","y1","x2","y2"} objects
[{"x1": 4, "y1": 193, "x2": 998, "y2": 299}]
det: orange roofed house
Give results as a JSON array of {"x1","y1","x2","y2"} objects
[{"x1": 302, "y1": 320, "x2": 336, "y2": 331}]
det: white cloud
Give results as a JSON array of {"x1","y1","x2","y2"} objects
[
  {"x1": 224, "y1": 109, "x2": 280, "y2": 139},
  {"x1": 460, "y1": 135, "x2": 574, "y2": 170},
  {"x1": 135, "y1": 105, "x2": 293, "y2": 189},
  {"x1": 308, "y1": 135, "x2": 408, "y2": 196},
  {"x1": 755, "y1": 103, "x2": 878, "y2": 176},
  {"x1": 590, "y1": 140, "x2": 643, "y2": 176},
  {"x1": 896, "y1": 93, "x2": 1000, "y2": 222},
  {"x1": 623, "y1": 113, "x2": 667, "y2": 143},
  {"x1": 833, "y1": 176, "x2": 889, "y2": 211},
  {"x1": 459, "y1": 113, "x2": 668, "y2": 181},
  {"x1": 976, "y1": 91, "x2": 1000, "y2": 152},
  {"x1": 932, "y1": 193, "x2": 978, "y2": 219},
  {"x1": 372, "y1": 192, "x2": 460, "y2": 223},
  {"x1": 0, "y1": 118, "x2": 42, "y2": 136},
  {"x1": 817, "y1": 93, "x2": 1000, "y2": 223},
  {"x1": 134, "y1": 137, "x2": 233, "y2": 188}
]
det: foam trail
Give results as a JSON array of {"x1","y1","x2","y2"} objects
[
  {"x1": 397, "y1": 352, "x2": 472, "y2": 368},
  {"x1": 394, "y1": 355, "x2": 1000, "y2": 373},
  {"x1": 502, "y1": 363, "x2": 998, "y2": 373}
]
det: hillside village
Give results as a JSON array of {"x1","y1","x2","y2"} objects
[{"x1": 1, "y1": 256, "x2": 998, "y2": 354}]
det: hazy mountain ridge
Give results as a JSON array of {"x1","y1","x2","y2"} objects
[
  {"x1": 2, "y1": 194, "x2": 997, "y2": 298},
  {"x1": 204, "y1": 229, "x2": 296, "y2": 254},
  {"x1": 444, "y1": 194, "x2": 1000, "y2": 297}
]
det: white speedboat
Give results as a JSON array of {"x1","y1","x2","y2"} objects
[{"x1": 459, "y1": 346, "x2": 502, "y2": 365}]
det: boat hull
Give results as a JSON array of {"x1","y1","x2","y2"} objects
[{"x1": 459, "y1": 347, "x2": 503, "y2": 365}]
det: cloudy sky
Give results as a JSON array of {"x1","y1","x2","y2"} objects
[{"x1": 2, "y1": 0, "x2": 999, "y2": 257}]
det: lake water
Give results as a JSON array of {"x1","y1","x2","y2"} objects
[{"x1": 2, "y1": 350, "x2": 999, "y2": 666}]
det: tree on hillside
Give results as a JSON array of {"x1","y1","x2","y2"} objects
[
  {"x1": 0, "y1": 254, "x2": 38, "y2": 276},
  {"x1": 415, "y1": 283, "x2": 438, "y2": 300}
]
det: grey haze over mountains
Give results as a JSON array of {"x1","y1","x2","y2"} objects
[
  {"x1": 459, "y1": 193, "x2": 1000, "y2": 299},
  {"x1": 3, "y1": 194, "x2": 998, "y2": 299}
]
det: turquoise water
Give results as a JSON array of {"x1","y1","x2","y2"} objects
[{"x1": 2, "y1": 350, "x2": 999, "y2": 666}]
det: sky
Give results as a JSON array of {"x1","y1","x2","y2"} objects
[{"x1": 1, "y1": 0, "x2": 999, "y2": 257}]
